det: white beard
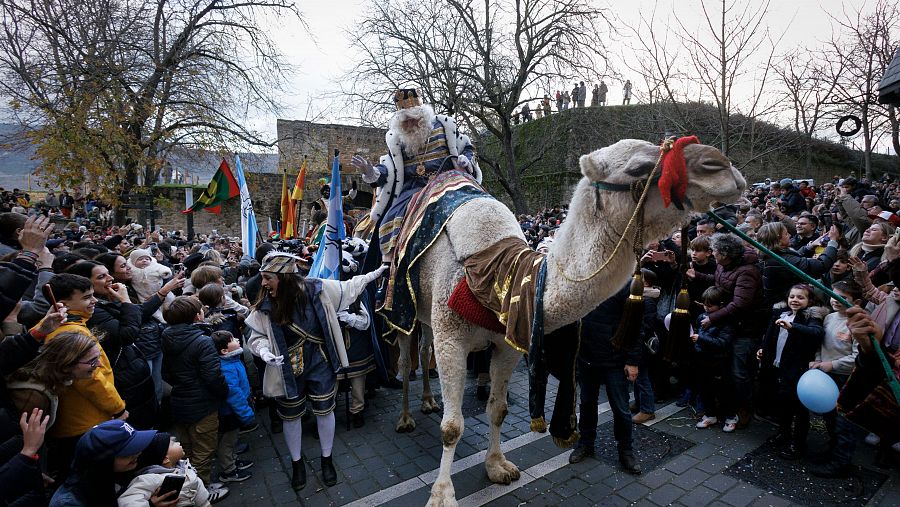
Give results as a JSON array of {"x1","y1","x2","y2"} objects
[{"x1": 390, "y1": 104, "x2": 436, "y2": 157}]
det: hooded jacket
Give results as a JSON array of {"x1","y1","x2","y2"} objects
[
  {"x1": 161, "y1": 323, "x2": 227, "y2": 424},
  {"x1": 218, "y1": 348, "x2": 254, "y2": 425}
]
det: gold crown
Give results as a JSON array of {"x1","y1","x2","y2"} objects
[{"x1": 394, "y1": 89, "x2": 422, "y2": 110}]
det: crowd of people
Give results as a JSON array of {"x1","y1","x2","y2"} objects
[
  {"x1": 514, "y1": 79, "x2": 633, "y2": 123},
  {"x1": 1, "y1": 187, "x2": 115, "y2": 227}
]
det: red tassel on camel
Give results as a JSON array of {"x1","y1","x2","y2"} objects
[{"x1": 657, "y1": 136, "x2": 699, "y2": 209}]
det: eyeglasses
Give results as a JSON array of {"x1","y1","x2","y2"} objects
[{"x1": 79, "y1": 357, "x2": 100, "y2": 368}]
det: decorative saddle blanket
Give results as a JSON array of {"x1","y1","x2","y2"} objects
[{"x1": 383, "y1": 170, "x2": 491, "y2": 335}]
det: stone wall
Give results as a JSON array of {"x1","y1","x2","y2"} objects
[
  {"x1": 276, "y1": 119, "x2": 386, "y2": 220},
  {"x1": 146, "y1": 119, "x2": 388, "y2": 237}
]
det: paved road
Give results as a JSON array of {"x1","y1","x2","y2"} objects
[{"x1": 218, "y1": 362, "x2": 900, "y2": 506}]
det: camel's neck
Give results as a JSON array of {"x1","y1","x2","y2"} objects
[{"x1": 542, "y1": 184, "x2": 639, "y2": 332}]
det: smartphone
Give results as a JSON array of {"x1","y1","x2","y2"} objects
[
  {"x1": 42, "y1": 284, "x2": 58, "y2": 308},
  {"x1": 172, "y1": 263, "x2": 184, "y2": 272},
  {"x1": 157, "y1": 474, "x2": 185, "y2": 499}
]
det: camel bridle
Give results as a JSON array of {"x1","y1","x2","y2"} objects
[{"x1": 555, "y1": 137, "x2": 677, "y2": 283}]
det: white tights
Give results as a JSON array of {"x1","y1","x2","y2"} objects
[{"x1": 282, "y1": 412, "x2": 336, "y2": 462}]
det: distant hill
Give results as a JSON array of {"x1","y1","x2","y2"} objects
[
  {"x1": 480, "y1": 102, "x2": 900, "y2": 210},
  {"x1": 0, "y1": 123, "x2": 278, "y2": 190}
]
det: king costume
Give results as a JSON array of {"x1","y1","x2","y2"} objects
[{"x1": 357, "y1": 89, "x2": 483, "y2": 260}]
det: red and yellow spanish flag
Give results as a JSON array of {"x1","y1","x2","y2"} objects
[
  {"x1": 182, "y1": 159, "x2": 240, "y2": 214},
  {"x1": 279, "y1": 170, "x2": 296, "y2": 238},
  {"x1": 291, "y1": 159, "x2": 307, "y2": 201}
]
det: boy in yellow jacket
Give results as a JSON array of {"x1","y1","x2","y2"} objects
[{"x1": 44, "y1": 273, "x2": 127, "y2": 480}]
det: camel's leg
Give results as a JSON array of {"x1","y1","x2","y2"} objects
[
  {"x1": 484, "y1": 344, "x2": 522, "y2": 484},
  {"x1": 395, "y1": 332, "x2": 416, "y2": 433},
  {"x1": 427, "y1": 331, "x2": 467, "y2": 507},
  {"x1": 420, "y1": 324, "x2": 441, "y2": 414}
]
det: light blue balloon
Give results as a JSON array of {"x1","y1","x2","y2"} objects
[{"x1": 797, "y1": 369, "x2": 839, "y2": 414}]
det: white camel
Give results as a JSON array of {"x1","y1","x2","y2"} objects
[{"x1": 397, "y1": 139, "x2": 745, "y2": 506}]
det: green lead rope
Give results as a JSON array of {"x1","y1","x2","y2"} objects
[{"x1": 706, "y1": 210, "x2": 900, "y2": 404}]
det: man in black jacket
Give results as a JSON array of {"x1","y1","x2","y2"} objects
[{"x1": 569, "y1": 285, "x2": 643, "y2": 475}]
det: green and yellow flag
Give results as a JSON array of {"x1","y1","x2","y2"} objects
[{"x1": 182, "y1": 159, "x2": 240, "y2": 214}]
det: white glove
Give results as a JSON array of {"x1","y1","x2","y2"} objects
[
  {"x1": 337, "y1": 309, "x2": 370, "y2": 330},
  {"x1": 259, "y1": 348, "x2": 284, "y2": 367},
  {"x1": 352, "y1": 155, "x2": 379, "y2": 184},
  {"x1": 455, "y1": 154, "x2": 471, "y2": 170}
]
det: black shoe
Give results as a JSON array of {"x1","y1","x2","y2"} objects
[
  {"x1": 239, "y1": 422, "x2": 260, "y2": 434},
  {"x1": 476, "y1": 385, "x2": 489, "y2": 401},
  {"x1": 619, "y1": 452, "x2": 642, "y2": 475},
  {"x1": 291, "y1": 459, "x2": 306, "y2": 491},
  {"x1": 408, "y1": 370, "x2": 417, "y2": 381},
  {"x1": 428, "y1": 368, "x2": 439, "y2": 379},
  {"x1": 352, "y1": 412, "x2": 365, "y2": 428},
  {"x1": 321, "y1": 456, "x2": 337, "y2": 487},
  {"x1": 768, "y1": 432, "x2": 791, "y2": 448},
  {"x1": 778, "y1": 443, "x2": 805, "y2": 460},
  {"x1": 234, "y1": 440, "x2": 250, "y2": 455},
  {"x1": 383, "y1": 377, "x2": 403, "y2": 389},
  {"x1": 271, "y1": 418, "x2": 283, "y2": 435},
  {"x1": 810, "y1": 462, "x2": 852, "y2": 478},
  {"x1": 569, "y1": 445, "x2": 595, "y2": 464}
]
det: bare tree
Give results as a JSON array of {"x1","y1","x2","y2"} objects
[
  {"x1": 825, "y1": 0, "x2": 899, "y2": 178},
  {"x1": 345, "y1": 0, "x2": 610, "y2": 214},
  {"x1": 675, "y1": 0, "x2": 773, "y2": 155},
  {"x1": 0, "y1": 0, "x2": 300, "y2": 201},
  {"x1": 774, "y1": 49, "x2": 843, "y2": 171}
]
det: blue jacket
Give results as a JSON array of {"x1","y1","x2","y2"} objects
[
  {"x1": 219, "y1": 349, "x2": 254, "y2": 425},
  {"x1": 694, "y1": 312, "x2": 735, "y2": 361}
]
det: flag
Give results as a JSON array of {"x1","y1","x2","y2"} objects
[
  {"x1": 234, "y1": 155, "x2": 260, "y2": 257},
  {"x1": 279, "y1": 171, "x2": 297, "y2": 239},
  {"x1": 182, "y1": 159, "x2": 239, "y2": 214},
  {"x1": 308, "y1": 151, "x2": 345, "y2": 280},
  {"x1": 291, "y1": 159, "x2": 307, "y2": 201}
]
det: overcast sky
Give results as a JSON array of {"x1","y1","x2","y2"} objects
[{"x1": 248, "y1": 0, "x2": 876, "y2": 148}]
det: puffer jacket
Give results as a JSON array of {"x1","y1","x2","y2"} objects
[
  {"x1": 90, "y1": 299, "x2": 157, "y2": 429},
  {"x1": 117, "y1": 460, "x2": 209, "y2": 507},
  {"x1": 694, "y1": 248, "x2": 763, "y2": 330},
  {"x1": 219, "y1": 349, "x2": 254, "y2": 426},
  {"x1": 162, "y1": 323, "x2": 227, "y2": 424},
  {"x1": 761, "y1": 242, "x2": 838, "y2": 309},
  {"x1": 780, "y1": 185, "x2": 806, "y2": 215}
]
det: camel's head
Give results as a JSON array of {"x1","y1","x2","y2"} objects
[{"x1": 577, "y1": 139, "x2": 746, "y2": 239}]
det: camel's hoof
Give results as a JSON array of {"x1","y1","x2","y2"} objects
[
  {"x1": 426, "y1": 481, "x2": 458, "y2": 507},
  {"x1": 395, "y1": 413, "x2": 416, "y2": 433},
  {"x1": 421, "y1": 397, "x2": 442, "y2": 414},
  {"x1": 486, "y1": 457, "x2": 521, "y2": 485}
]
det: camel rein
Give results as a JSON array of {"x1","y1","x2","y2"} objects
[{"x1": 554, "y1": 138, "x2": 674, "y2": 283}]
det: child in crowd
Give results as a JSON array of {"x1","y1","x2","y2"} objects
[
  {"x1": 199, "y1": 284, "x2": 243, "y2": 340},
  {"x1": 44, "y1": 273, "x2": 127, "y2": 481},
  {"x1": 118, "y1": 432, "x2": 226, "y2": 506},
  {"x1": 161, "y1": 296, "x2": 229, "y2": 487},
  {"x1": 211, "y1": 330, "x2": 255, "y2": 484},
  {"x1": 129, "y1": 248, "x2": 173, "y2": 305},
  {"x1": 631, "y1": 268, "x2": 660, "y2": 424},
  {"x1": 692, "y1": 287, "x2": 738, "y2": 432},
  {"x1": 757, "y1": 284, "x2": 826, "y2": 459},
  {"x1": 808, "y1": 280, "x2": 861, "y2": 477},
  {"x1": 676, "y1": 236, "x2": 718, "y2": 410}
]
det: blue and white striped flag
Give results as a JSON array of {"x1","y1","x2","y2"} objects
[
  {"x1": 234, "y1": 155, "x2": 259, "y2": 257},
  {"x1": 308, "y1": 151, "x2": 345, "y2": 279}
]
